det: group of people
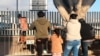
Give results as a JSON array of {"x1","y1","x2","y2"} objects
[
  {"x1": 18, "y1": 11, "x2": 94, "y2": 56},
  {"x1": 63, "y1": 14, "x2": 94, "y2": 56}
]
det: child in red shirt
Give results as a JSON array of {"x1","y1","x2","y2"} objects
[
  {"x1": 50, "y1": 28, "x2": 63, "y2": 56},
  {"x1": 19, "y1": 17, "x2": 28, "y2": 44}
]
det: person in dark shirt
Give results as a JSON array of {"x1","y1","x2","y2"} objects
[{"x1": 79, "y1": 19, "x2": 95, "y2": 56}]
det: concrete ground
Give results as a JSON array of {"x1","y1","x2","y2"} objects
[{"x1": 0, "y1": 36, "x2": 100, "y2": 56}]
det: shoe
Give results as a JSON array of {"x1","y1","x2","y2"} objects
[{"x1": 43, "y1": 50, "x2": 47, "y2": 54}]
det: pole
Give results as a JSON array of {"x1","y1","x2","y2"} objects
[
  {"x1": 16, "y1": 0, "x2": 18, "y2": 23},
  {"x1": 16, "y1": 0, "x2": 18, "y2": 13}
]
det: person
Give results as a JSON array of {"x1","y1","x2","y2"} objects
[
  {"x1": 18, "y1": 14, "x2": 28, "y2": 44},
  {"x1": 29, "y1": 11, "x2": 52, "y2": 56},
  {"x1": 63, "y1": 14, "x2": 81, "y2": 56},
  {"x1": 50, "y1": 28, "x2": 63, "y2": 56},
  {"x1": 79, "y1": 19, "x2": 95, "y2": 56}
]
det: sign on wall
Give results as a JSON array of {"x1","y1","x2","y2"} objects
[{"x1": 30, "y1": 0, "x2": 47, "y2": 11}]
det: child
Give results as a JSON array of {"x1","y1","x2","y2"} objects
[
  {"x1": 19, "y1": 17, "x2": 28, "y2": 44},
  {"x1": 50, "y1": 28, "x2": 63, "y2": 56}
]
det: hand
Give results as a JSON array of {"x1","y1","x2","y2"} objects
[
  {"x1": 53, "y1": 25, "x2": 57, "y2": 29},
  {"x1": 37, "y1": 39, "x2": 41, "y2": 42},
  {"x1": 48, "y1": 35, "x2": 51, "y2": 40}
]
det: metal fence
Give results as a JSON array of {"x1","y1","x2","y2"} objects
[
  {"x1": 0, "y1": 11, "x2": 62, "y2": 36},
  {"x1": 0, "y1": 11, "x2": 100, "y2": 38},
  {"x1": 0, "y1": 11, "x2": 100, "y2": 56}
]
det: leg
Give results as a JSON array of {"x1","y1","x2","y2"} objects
[
  {"x1": 81, "y1": 41, "x2": 88, "y2": 56},
  {"x1": 52, "y1": 53, "x2": 57, "y2": 56},
  {"x1": 72, "y1": 40, "x2": 81, "y2": 56},
  {"x1": 27, "y1": 44, "x2": 35, "y2": 54},
  {"x1": 20, "y1": 36, "x2": 25, "y2": 43},
  {"x1": 63, "y1": 41, "x2": 73, "y2": 56},
  {"x1": 42, "y1": 38, "x2": 48, "y2": 53},
  {"x1": 47, "y1": 40, "x2": 51, "y2": 53},
  {"x1": 56, "y1": 53, "x2": 62, "y2": 56},
  {"x1": 36, "y1": 39, "x2": 43, "y2": 56},
  {"x1": 19, "y1": 31, "x2": 26, "y2": 44},
  {"x1": 42, "y1": 38, "x2": 48, "y2": 50}
]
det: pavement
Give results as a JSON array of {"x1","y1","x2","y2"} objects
[{"x1": 0, "y1": 36, "x2": 100, "y2": 56}]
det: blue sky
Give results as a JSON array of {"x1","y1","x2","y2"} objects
[
  {"x1": 88, "y1": 0, "x2": 100, "y2": 11},
  {"x1": 0, "y1": 0, "x2": 99, "y2": 12},
  {"x1": 47, "y1": 0, "x2": 100, "y2": 12}
]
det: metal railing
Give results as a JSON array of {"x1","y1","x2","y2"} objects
[{"x1": 0, "y1": 11, "x2": 100, "y2": 56}]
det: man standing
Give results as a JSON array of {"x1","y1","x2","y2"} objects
[
  {"x1": 63, "y1": 14, "x2": 81, "y2": 56},
  {"x1": 79, "y1": 19, "x2": 95, "y2": 56},
  {"x1": 29, "y1": 11, "x2": 51, "y2": 56}
]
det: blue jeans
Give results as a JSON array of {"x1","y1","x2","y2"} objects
[
  {"x1": 63, "y1": 40, "x2": 81, "y2": 56},
  {"x1": 81, "y1": 41, "x2": 88, "y2": 56}
]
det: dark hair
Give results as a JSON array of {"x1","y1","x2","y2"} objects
[
  {"x1": 17, "y1": 14, "x2": 22, "y2": 18},
  {"x1": 20, "y1": 17, "x2": 26, "y2": 18},
  {"x1": 37, "y1": 11, "x2": 45, "y2": 17},
  {"x1": 70, "y1": 14, "x2": 78, "y2": 19},
  {"x1": 18, "y1": 17, "x2": 26, "y2": 19},
  {"x1": 53, "y1": 28, "x2": 61, "y2": 37}
]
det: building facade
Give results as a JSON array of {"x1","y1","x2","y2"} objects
[{"x1": 30, "y1": 0, "x2": 47, "y2": 11}]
